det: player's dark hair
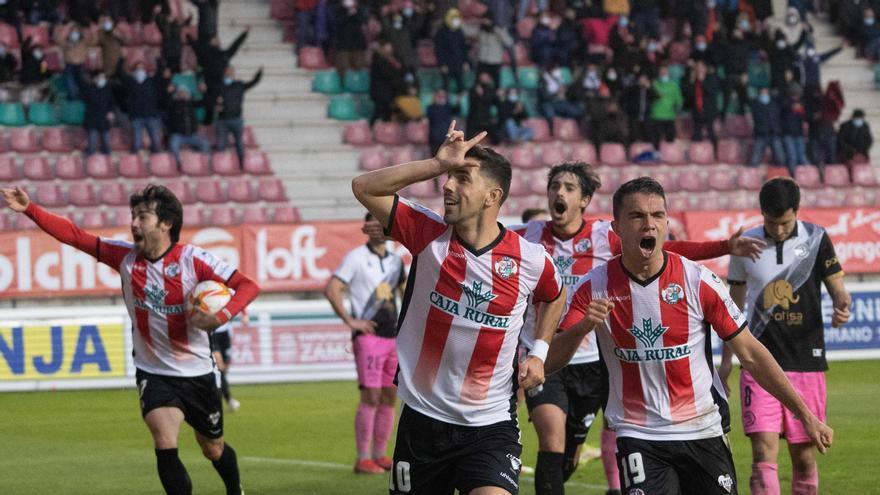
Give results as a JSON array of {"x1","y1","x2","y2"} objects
[
  {"x1": 466, "y1": 145, "x2": 512, "y2": 204},
  {"x1": 759, "y1": 177, "x2": 800, "y2": 217},
  {"x1": 129, "y1": 184, "x2": 184, "y2": 242},
  {"x1": 612, "y1": 177, "x2": 667, "y2": 220},
  {"x1": 547, "y1": 162, "x2": 602, "y2": 199},
  {"x1": 521, "y1": 208, "x2": 548, "y2": 223}
]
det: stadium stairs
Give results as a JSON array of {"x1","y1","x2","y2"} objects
[{"x1": 218, "y1": 0, "x2": 363, "y2": 221}]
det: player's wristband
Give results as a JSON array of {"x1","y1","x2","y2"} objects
[
  {"x1": 219, "y1": 308, "x2": 233, "y2": 323},
  {"x1": 528, "y1": 340, "x2": 550, "y2": 363}
]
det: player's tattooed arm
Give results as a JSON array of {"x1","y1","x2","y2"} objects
[
  {"x1": 545, "y1": 299, "x2": 614, "y2": 375},
  {"x1": 352, "y1": 120, "x2": 485, "y2": 228}
]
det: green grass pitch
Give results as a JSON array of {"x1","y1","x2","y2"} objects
[{"x1": 2, "y1": 360, "x2": 877, "y2": 494}]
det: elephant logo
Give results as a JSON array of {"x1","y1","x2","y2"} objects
[{"x1": 763, "y1": 280, "x2": 800, "y2": 310}]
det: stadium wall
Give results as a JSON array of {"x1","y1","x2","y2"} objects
[{"x1": 2, "y1": 285, "x2": 880, "y2": 392}]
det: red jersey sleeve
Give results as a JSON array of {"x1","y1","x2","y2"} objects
[
  {"x1": 533, "y1": 251, "x2": 563, "y2": 303},
  {"x1": 385, "y1": 195, "x2": 448, "y2": 255},
  {"x1": 665, "y1": 239, "x2": 728, "y2": 261},
  {"x1": 698, "y1": 266, "x2": 747, "y2": 340},
  {"x1": 559, "y1": 277, "x2": 593, "y2": 330},
  {"x1": 192, "y1": 246, "x2": 260, "y2": 323}
]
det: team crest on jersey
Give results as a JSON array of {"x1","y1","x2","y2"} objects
[
  {"x1": 208, "y1": 411, "x2": 221, "y2": 426},
  {"x1": 494, "y1": 256, "x2": 518, "y2": 279},
  {"x1": 164, "y1": 262, "x2": 180, "y2": 277},
  {"x1": 718, "y1": 474, "x2": 734, "y2": 493},
  {"x1": 506, "y1": 453, "x2": 522, "y2": 472},
  {"x1": 661, "y1": 283, "x2": 684, "y2": 305},
  {"x1": 553, "y1": 255, "x2": 574, "y2": 273},
  {"x1": 575, "y1": 238, "x2": 592, "y2": 253},
  {"x1": 461, "y1": 281, "x2": 497, "y2": 308},
  {"x1": 144, "y1": 283, "x2": 168, "y2": 306},
  {"x1": 794, "y1": 244, "x2": 809, "y2": 258}
]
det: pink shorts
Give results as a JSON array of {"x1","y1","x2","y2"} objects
[
  {"x1": 353, "y1": 334, "x2": 398, "y2": 389},
  {"x1": 740, "y1": 369, "x2": 826, "y2": 444}
]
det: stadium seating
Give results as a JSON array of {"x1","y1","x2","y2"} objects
[
  {"x1": 149, "y1": 153, "x2": 179, "y2": 177},
  {"x1": 28, "y1": 102, "x2": 59, "y2": 126},
  {"x1": 68, "y1": 183, "x2": 99, "y2": 207},
  {"x1": 23, "y1": 156, "x2": 52, "y2": 180},
  {"x1": 56, "y1": 155, "x2": 85, "y2": 180},
  {"x1": 180, "y1": 151, "x2": 212, "y2": 176},
  {"x1": 99, "y1": 182, "x2": 129, "y2": 206},
  {"x1": 794, "y1": 166, "x2": 822, "y2": 188},
  {"x1": 212, "y1": 151, "x2": 242, "y2": 176},
  {"x1": 86, "y1": 154, "x2": 116, "y2": 179},
  {"x1": 227, "y1": 178, "x2": 258, "y2": 203},
  {"x1": 119, "y1": 154, "x2": 149, "y2": 178},
  {"x1": 0, "y1": 155, "x2": 19, "y2": 180},
  {"x1": 243, "y1": 151, "x2": 272, "y2": 175},
  {"x1": 10, "y1": 127, "x2": 40, "y2": 153}
]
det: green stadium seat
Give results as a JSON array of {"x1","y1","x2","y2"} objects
[
  {"x1": 171, "y1": 73, "x2": 202, "y2": 98},
  {"x1": 748, "y1": 62, "x2": 771, "y2": 89},
  {"x1": 343, "y1": 70, "x2": 370, "y2": 93},
  {"x1": 28, "y1": 102, "x2": 59, "y2": 126},
  {"x1": 520, "y1": 90, "x2": 540, "y2": 118},
  {"x1": 418, "y1": 69, "x2": 444, "y2": 92},
  {"x1": 668, "y1": 64, "x2": 685, "y2": 83},
  {"x1": 875, "y1": 64, "x2": 880, "y2": 88},
  {"x1": 0, "y1": 102, "x2": 27, "y2": 127},
  {"x1": 451, "y1": 92, "x2": 468, "y2": 116},
  {"x1": 328, "y1": 95, "x2": 359, "y2": 120},
  {"x1": 517, "y1": 67, "x2": 540, "y2": 90},
  {"x1": 558, "y1": 67, "x2": 573, "y2": 85},
  {"x1": 420, "y1": 92, "x2": 433, "y2": 111},
  {"x1": 312, "y1": 70, "x2": 342, "y2": 94},
  {"x1": 499, "y1": 67, "x2": 516, "y2": 89},
  {"x1": 49, "y1": 75, "x2": 67, "y2": 97},
  {"x1": 355, "y1": 96, "x2": 374, "y2": 120},
  {"x1": 60, "y1": 100, "x2": 85, "y2": 125}
]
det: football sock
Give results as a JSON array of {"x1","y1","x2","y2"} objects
[
  {"x1": 155, "y1": 448, "x2": 192, "y2": 495},
  {"x1": 535, "y1": 451, "x2": 565, "y2": 495},
  {"x1": 561, "y1": 436, "x2": 579, "y2": 482},
  {"x1": 355, "y1": 403, "x2": 377, "y2": 461},
  {"x1": 792, "y1": 468, "x2": 819, "y2": 495},
  {"x1": 750, "y1": 462, "x2": 780, "y2": 495},
  {"x1": 211, "y1": 443, "x2": 242, "y2": 495},
  {"x1": 220, "y1": 371, "x2": 231, "y2": 402},
  {"x1": 601, "y1": 429, "x2": 620, "y2": 490},
  {"x1": 372, "y1": 404, "x2": 395, "y2": 458}
]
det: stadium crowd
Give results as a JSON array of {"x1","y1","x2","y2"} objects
[
  {"x1": 0, "y1": 0, "x2": 261, "y2": 168},
  {"x1": 294, "y1": 0, "x2": 875, "y2": 179}
]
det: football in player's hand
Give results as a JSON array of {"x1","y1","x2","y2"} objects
[{"x1": 186, "y1": 280, "x2": 231, "y2": 316}]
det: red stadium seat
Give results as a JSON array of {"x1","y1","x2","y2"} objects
[
  {"x1": 43, "y1": 47, "x2": 63, "y2": 72},
  {"x1": 597, "y1": 167, "x2": 619, "y2": 194},
  {"x1": 727, "y1": 190, "x2": 756, "y2": 210},
  {"x1": 81, "y1": 209, "x2": 106, "y2": 229},
  {"x1": 23, "y1": 156, "x2": 52, "y2": 180},
  {"x1": 852, "y1": 164, "x2": 877, "y2": 187},
  {"x1": 569, "y1": 142, "x2": 596, "y2": 163},
  {"x1": 258, "y1": 178, "x2": 287, "y2": 202},
  {"x1": 87, "y1": 154, "x2": 115, "y2": 179},
  {"x1": 99, "y1": 182, "x2": 129, "y2": 206},
  {"x1": 816, "y1": 189, "x2": 846, "y2": 208},
  {"x1": 345, "y1": 120, "x2": 373, "y2": 146},
  {"x1": 524, "y1": 119, "x2": 552, "y2": 142},
  {"x1": 183, "y1": 205, "x2": 204, "y2": 226},
  {"x1": 149, "y1": 153, "x2": 179, "y2": 178},
  {"x1": 508, "y1": 173, "x2": 530, "y2": 197},
  {"x1": 243, "y1": 151, "x2": 272, "y2": 175},
  {"x1": 227, "y1": 178, "x2": 257, "y2": 203},
  {"x1": 388, "y1": 146, "x2": 416, "y2": 164},
  {"x1": 599, "y1": 143, "x2": 627, "y2": 166},
  {"x1": 68, "y1": 183, "x2": 99, "y2": 206},
  {"x1": 0, "y1": 155, "x2": 20, "y2": 180},
  {"x1": 459, "y1": 0, "x2": 488, "y2": 18},
  {"x1": 405, "y1": 179, "x2": 437, "y2": 198},
  {"x1": 86, "y1": 47, "x2": 104, "y2": 71},
  {"x1": 723, "y1": 115, "x2": 751, "y2": 138},
  {"x1": 417, "y1": 42, "x2": 437, "y2": 67},
  {"x1": 0, "y1": 23, "x2": 18, "y2": 48},
  {"x1": 42, "y1": 127, "x2": 73, "y2": 152},
  {"x1": 114, "y1": 21, "x2": 139, "y2": 44},
  {"x1": 628, "y1": 141, "x2": 654, "y2": 161},
  {"x1": 666, "y1": 193, "x2": 690, "y2": 212},
  {"x1": 359, "y1": 147, "x2": 388, "y2": 171},
  {"x1": 707, "y1": 167, "x2": 736, "y2": 191},
  {"x1": 510, "y1": 145, "x2": 537, "y2": 169},
  {"x1": 110, "y1": 127, "x2": 131, "y2": 151},
  {"x1": 180, "y1": 151, "x2": 211, "y2": 176},
  {"x1": 794, "y1": 166, "x2": 821, "y2": 188},
  {"x1": 10, "y1": 127, "x2": 40, "y2": 153},
  {"x1": 737, "y1": 167, "x2": 763, "y2": 190},
  {"x1": 141, "y1": 22, "x2": 162, "y2": 46},
  {"x1": 704, "y1": 191, "x2": 730, "y2": 210},
  {"x1": 212, "y1": 151, "x2": 242, "y2": 176},
  {"x1": 678, "y1": 167, "x2": 707, "y2": 192},
  {"x1": 540, "y1": 142, "x2": 567, "y2": 167},
  {"x1": 688, "y1": 141, "x2": 715, "y2": 165},
  {"x1": 845, "y1": 188, "x2": 876, "y2": 207},
  {"x1": 373, "y1": 121, "x2": 404, "y2": 146},
  {"x1": 405, "y1": 120, "x2": 429, "y2": 145},
  {"x1": 22, "y1": 24, "x2": 50, "y2": 47},
  {"x1": 164, "y1": 181, "x2": 195, "y2": 204},
  {"x1": 242, "y1": 205, "x2": 270, "y2": 224},
  {"x1": 207, "y1": 207, "x2": 238, "y2": 226},
  {"x1": 767, "y1": 166, "x2": 789, "y2": 180},
  {"x1": 717, "y1": 139, "x2": 743, "y2": 164},
  {"x1": 119, "y1": 153, "x2": 149, "y2": 178},
  {"x1": 652, "y1": 168, "x2": 680, "y2": 192},
  {"x1": 823, "y1": 164, "x2": 851, "y2": 187},
  {"x1": 298, "y1": 46, "x2": 329, "y2": 69},
  {"x1": 34, "y1": 183, "x2": 64, "y2": 206},
  {"x1": 528, "y1": 169, "x2": 549, "y2": 195},
  {"x1": 243, "y1": 126, "x2": 258, "y2": 148},
  {"x1": 659, "y1": 141, "x2": 686, "y2": 165},
  {"x1": 552, "y1": 118, "x2": 580, "y2": 142},
  {"x1": 55, "y1": 155, "x2": 85, "y2": 180},
  {"x1": 273, "y1": 205, "x2": 301, "y2": 223},
  {"x1": 194, "y1": 179, "x2": 227, "y2": 203},
  {"x1": 13, "y1": 214, "x2": 38, "y2": 230},
  {"x1": 107, "y1": 208, "x2": 132, "y2": 227}
]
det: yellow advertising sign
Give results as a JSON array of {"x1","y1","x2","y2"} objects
[{"x1": 0, "y1": 324, "x2": 126, "y2": 379}]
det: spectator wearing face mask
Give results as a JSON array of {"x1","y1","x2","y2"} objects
[
  {"x1": 798, "y1": 42, "x2": 842, "y2": 93},
  {"x1": 858, "y1": 8, "x2": 880, "y2": 60},
  {"x1": 689, "y1": 34, "x2": 718, "y2": 66},
  {"x1": 768, "y1": 30, "x2": 798, "y2": 90},
  {"x1": 623, "y1": 72, "x2": 655, "y2": 143},
  {"x1": 837, "y1": 109, "x2": 873, "y2": 162},
  {"x1": 381, "y1": 3, "x2": 424, "y2": 73},
  {"x1": 97, "y1": 16, "x2": 126, "y2": 77},
  {"x1": 781, "y1": 92, "x2": 809, "y2": 176},
  {"x1": 538, "y1": 64, "x2": 584, "y2": 127},
  {"x1": 186, "y1": 28, "x2": 249, "y2": 124},
  {"x1": 648, "y1": 65, "x2": 682, "y2": 149},
  {"x1": 749, "y1": 88, "x2": 787, "y2": 167},
  {"x1": 720, "y1": 28, "x2": 752, "y2": 114},
  {"x1": 604, "y1": 66, "x2": 623, "y2": 98},
  {"x1": 463, "y1": 16, "x2": 512, "y2": 88},
  {"x1": 80, "y1": 71, "x2": 116, "y2": 155},
  {"x1": 216, "y1": 66, "x2": 263, "y2": 169},
  {"x1": 56, "y1": 22, "x2": 90, "y2": 100},
  {"x1": 776, "y1": 7, "x2": 806, "y2": 47},
  {"x1": 154, "y1": 4, "x2": 191, "y2": 73},
  {"x1": 499, "y1": 88, "x2": 534, "y2": 144},
  {"x1": 0, "y1": 42, "x2": 16, "y2": 84},
  {"x1": 639, "y1": 37, "x2": 666, "y2": 78},
  {"x1": 427, "y1": 89, "x2": 459, "y2": 155},
  {"x1": 435, "y1": 8, "x2": 470, "y2": 95},
  {"x1": 467, "y1": 72, "x2": 501, "y2": 143},
  {"x1": 119, "y1": 60, "x2": 167, "y2": 154},
  {"x1": 531, "y1": 13, "x2": 565, "y2": 68}
]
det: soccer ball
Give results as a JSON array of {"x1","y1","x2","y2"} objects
[{"x1": 186, "y1": 280, "x2": 232, "y2": 316}]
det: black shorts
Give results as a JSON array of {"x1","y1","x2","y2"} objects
[
  {"x1": 525, "y1": 361, "x2": 608, "y2": 444},
  {"x1": 135, "y1": 369, "x2": 224, "y2": 439},
  {"x1": 390, "y1": 405, "x2": 523, "y2": 495},
  {"x1": 210, "y1": 331, "x2": 232, "y2": 363},
  {"x1": 616, "y1": 435, "x2": 738, "y2": 495}
]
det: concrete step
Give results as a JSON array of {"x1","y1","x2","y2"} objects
[
  {"x1": 244, "y1": 96, "x2": 328, "y2": 121},
  {"x1": 269, "y1": 147, "x2": 360, "y2": 173},
  {"x1": 219, "y1": 27, "x2": 284, "y2": 45},
  {"x1": 253, "y1": 120, "x2": 345, "y2": 147},
  {"x1": 217, "y1": 1, "x2": 271, "y2": 19}
]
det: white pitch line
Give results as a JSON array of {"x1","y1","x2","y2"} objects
[{"x1": 242, "y1": 456, "x2": 606, "y2": 490}]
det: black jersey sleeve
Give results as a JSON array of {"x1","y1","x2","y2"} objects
[{"x1": 816, "y1": 231, "x2": 843, "y2": 279}]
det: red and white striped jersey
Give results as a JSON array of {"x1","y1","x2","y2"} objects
[
  {"x1": 389, "y1": 196, "x2": 563, "y2": 426},
  {"x1": 560, "y1": 252, "x2": 746, "y2": 441},
  {"x1": 98, "y1": 240, "x2": 236, "y2": 377},
  {"x1": 511, "y1": 219, "x2": 617, "y2": 364}
]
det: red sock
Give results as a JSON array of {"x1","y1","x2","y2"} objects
[
  {"x1": 601, "y1": 429, "x2": 620, "y2": 490},
  {"x1": 750, "y1": 462, "x2": 780, "y2": 495},
  {"x1": 372, "y1": 404, "x2": 395, "y2": 458},
  {"x1": 792, "y1": 468, "x2": 818, "y2": 495},
  {"x1": 355, "y1": 403, "x2": 377, "y2": 461}
]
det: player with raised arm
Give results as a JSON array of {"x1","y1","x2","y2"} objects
[
  {"x1": 2, "y1": 185, "x2": 260, "y2": 495},
  {"x1": 325, "y1": 213, "x2": 407, "y2": 475},
  {"x1": 545, "y1": 177, "x2": 832, "y2": 494},
  {"x1": 720, "y1": 177, "x2": 851, "y2": 495},
  {"x1": 508, "y1": 162, "x2": 765, "y2": 495},
  {"x1": 352, "y1": 121, "x2": 566, "y2": 495}
]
